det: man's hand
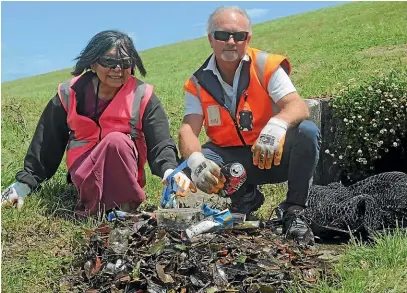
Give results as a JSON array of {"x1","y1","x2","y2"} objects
[
  {"x1": 187, "y1": 152, "x2": 226, "y2": 194},
  {"x1": 162, "y1": 169, "x2": 197, "y2": 197},
  {"x1": 1, "y1": 182, "x2": 31, "y2": 209},
  {"x1": 251, "y1": 117, "x2": 288, "y2": 169}
]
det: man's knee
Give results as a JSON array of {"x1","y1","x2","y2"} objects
[
  {"x1": 202, "y1": 143, "x2": 225, "y2": 166},
  {"x1": 297, "y1": 120, "x2": 321, "y2": 146}
]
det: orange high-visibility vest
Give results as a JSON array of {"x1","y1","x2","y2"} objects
[
  {"x1": 184, "y1": 47, "x2": 291, "y2": 146},
  {"x1": 58, "y1": 75, "x2": 153, "y2": 187}
]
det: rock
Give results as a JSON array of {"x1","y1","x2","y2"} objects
[{"x1": 306, "y1": 97, "x2": 341, "y2": 186}]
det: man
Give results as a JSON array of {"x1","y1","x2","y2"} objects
[{"x1": 178, "y1": 6, "x2": 321, "y2": 241}]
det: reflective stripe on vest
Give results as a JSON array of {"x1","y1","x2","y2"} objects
[
  {"x1": 67, "y1": 133, "x2": 89, "y2": 150},
  {"x1": 129, "y1": 83, "x2": 147, "y2": 139},
  {"x1": 253, "y1": 50, "x2": 269, "y2": 89}
]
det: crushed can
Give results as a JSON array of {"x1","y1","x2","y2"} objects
[{"x1": 218, "y1": 162, "x2": 247, "y2": 197}]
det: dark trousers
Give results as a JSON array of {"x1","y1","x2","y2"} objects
[{"x1": 201, "y1": 120, "x2": 321, "y2": 210}]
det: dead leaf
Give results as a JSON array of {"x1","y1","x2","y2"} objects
[
  {"x1": 119, "y1": 275, "x2": 131, "y2": 283},
  {"x1": 156, "y1": 263, "x2": 175, "y2": 283},
  {"x1": 96, "y1": 223, "x2": 111, "y2": 235}
]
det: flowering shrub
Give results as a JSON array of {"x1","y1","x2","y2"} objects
[{"x1": 325, "y1": 70, "x2": 407, "y2": 182}]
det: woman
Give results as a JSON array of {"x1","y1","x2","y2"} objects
[{"x1": 1, "y1": 30, "x2": 192, "y2": 215}]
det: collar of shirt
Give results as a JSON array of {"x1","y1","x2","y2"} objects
[
  {"x1": 203, "y1": 53, "x2": 250, "y2": 76},
  {"x1": 203, "y1": 53, "x2": 250, "y2": 114}
]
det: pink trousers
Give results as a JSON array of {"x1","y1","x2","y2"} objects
[{"x1": 69, "y1": 132, "x2": 146, "y2": 216}]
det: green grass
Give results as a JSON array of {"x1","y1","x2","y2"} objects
[
  {"x1": 309, "y1": 228, "x2": 407, "y2": 293},
  {"x1": 2, "y1": 1, "x2": 407, "y2": 292}
]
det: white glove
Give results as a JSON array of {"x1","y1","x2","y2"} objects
[
  {"x1": 1, "y1": 182, "x2": 31, "y2": 209},
  {"x1": 162, "y1": 169, "x2": 196, "y2": 197},
  {"x1": 251, "y1": 117, "x2": 288, "y2": 169},
  {"x1": 187, "y1": 152, "x2": 226, "y2": 194}
]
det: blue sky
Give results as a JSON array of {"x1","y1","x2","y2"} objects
[{"x1": 1, "y1": 1, "x2": 344, "y2": 82}]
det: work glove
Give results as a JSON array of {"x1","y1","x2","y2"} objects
[
  {"x1": 187, "y1": 152, "x2": 226, "y2": 194},
  {"x1": 251, "y1": 117, "x2": 288, "y2": 169},
  {"x1": 1, "y1": 181, "x2": 31, "y2": 209},
  {"x1": 162, "y1": 169, "x2": 197, "y2": 197}
]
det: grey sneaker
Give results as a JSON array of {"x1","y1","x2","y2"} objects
[{"x1": 282, "y1": 205, "x2": 315, "y2": 245}]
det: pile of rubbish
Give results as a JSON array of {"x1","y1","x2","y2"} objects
[{"x1": 63, "y1": 206, "x2": 335, "y2": 293}]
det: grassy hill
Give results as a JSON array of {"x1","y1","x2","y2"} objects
[{"x1": 2, "y1": 2, "x2": 407, "y2": 292}]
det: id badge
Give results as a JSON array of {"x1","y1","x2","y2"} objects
[
  {"x1": 238, "y1": 110, "x2": 253, "y2": 131},
  {"x1": 207, "y1": 105, "x2": 222, "y2": 126}
]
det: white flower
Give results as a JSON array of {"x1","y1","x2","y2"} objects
[
  {"x1": 376, "y1": 89, "x2": 382, "y2": 94},
  {"x1": 376, "y1": 111, "x2": 380, "y2": 115},
  {"x1": 390, "y1": 129, "x2": 395, "y2": 134},
  {"x1": 359, "y1": 127, "x2": 364, "y2": 131},
  {"x1": 339, "y1": 155, "x2": 343, "y2": 160},
  {"x1": 357, "y1": 115, "x2": 362, "y2": 119},
  {"x1": 385, "y1": 148, "x2": 389, "y2": 153},
  {"x1": 357, "y1": 149, "x2": 363, "y2": 155},
  {"x1": 347, "y1": 145, "x2": 352, "y2": 149},
  {"x1": 325, "y1": 149, "x2": 330, "y2": 154},
  {"x1": 393, "y1": 142, "x2": 398, "y2": 147},
  {"x1": 365, "y1": 133, "x2": 369, "y2": 137},
  {"x1": 343, "y1": 118, "x2": 349, "y2": 122}
]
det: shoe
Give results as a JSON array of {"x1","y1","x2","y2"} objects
[
  {"x1": 230, "y1": 186, "x2": 265, "y2": 216},
  {"x1": 282, "y1": 205, "x2": 315, "y2": 245}
]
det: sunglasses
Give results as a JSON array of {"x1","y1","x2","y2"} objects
[
  {"x1": 212, "y1": 31, "x2": 249, "y2": 42},
  {"x1": 98, "y1": 56, "x2": 132, "y2": 69}
]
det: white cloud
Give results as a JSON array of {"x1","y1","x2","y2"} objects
[{"x1": 246, "y1": 8, "x2": 269, "y2": 19}]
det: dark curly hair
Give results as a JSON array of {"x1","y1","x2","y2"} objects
[{"x1": 71, "y1": 30, "x2": 146, "y2": 77}]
